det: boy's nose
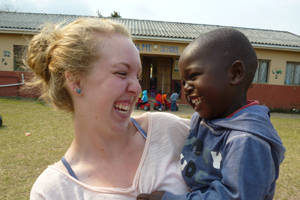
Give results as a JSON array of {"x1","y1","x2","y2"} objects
[{"x1": 183, "y1": 82, "x2": 193, "y2": 94}]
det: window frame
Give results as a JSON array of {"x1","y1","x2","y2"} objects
[
  {"x1": 284, "y1": 62, "x2": 300, "y2": 85},
  {"x1": 13, "y1": 45, "x2": 28, "y2": 71},
  {"x1": 253, "y1": 59, "x2": 270, "y2": 84}
]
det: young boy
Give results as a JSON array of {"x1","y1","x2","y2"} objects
[
  {"x1": 161, "y1": 93, "x2": 168, "y2": 111},
  {"x1": 155, "y1": 90, "x2": 163, "y2": 109},
  {"x1": 170, "y1": 89, "x2": 179, "y2": 111},
  {"x1": 137, "y1": 28, "x2": 286, "y2": 200},
  {"x1": 136, "y1": 90, "x2": 148, "y2": 109}
]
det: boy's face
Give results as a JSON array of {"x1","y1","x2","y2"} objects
[{"x1": 178, "y1": 48, "x2": 235, "y2": 120}]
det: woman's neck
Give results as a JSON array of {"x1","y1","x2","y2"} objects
[{"x1": 69, "y1": 117, "x2": 137, "y2": 160}]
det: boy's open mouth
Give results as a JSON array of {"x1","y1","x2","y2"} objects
[
  {"x1": 189, "y1": 97, "x2": 203, "y2": 107},
  {"x1": 113, "y1": 102, "x2": 130, "y2": 114}
]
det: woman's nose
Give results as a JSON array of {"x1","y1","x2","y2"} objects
[{"x1": 128, "y1": 77, "x2": 141, "y2": 95}]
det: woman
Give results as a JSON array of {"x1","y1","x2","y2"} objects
[{"x1": 27, "y1": 18, "x2": 190, "y2": 199}]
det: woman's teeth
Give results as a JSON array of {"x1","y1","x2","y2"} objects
[{"x1": 113, "y1": 103, "x2": 130, "y2": 114}]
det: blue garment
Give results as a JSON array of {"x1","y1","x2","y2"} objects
[
  {"x1": 171, "y1": 100, "x2": 177, "y2": 111},
  {"x1": 163, "y1": 105, "x2": 285, "y2": 200},
  {"x1": 141, "y1": 90, "x2": 148, "y2": 102},
  {"x1": 170, "y1": 93, "x2": 179, "y2": 101},
  {"x1": 156, "y1": 101, "x2": 162, "y2": 107}
]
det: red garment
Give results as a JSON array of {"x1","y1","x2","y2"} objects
[
  {"x1": 156, "y1": 93, "x2": 162, "y2": 103},
  {"x1": 226, "y1": 100, "x2": 259, "y2": 118}
]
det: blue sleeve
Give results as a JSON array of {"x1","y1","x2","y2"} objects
[
  {"x1": 141, "y1": 95, "x2": 146, "y2": 102},
  {"x1": 163, "y1": 134, "x2": 275, "y2": 200}
]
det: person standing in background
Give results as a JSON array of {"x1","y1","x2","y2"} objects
[{"x1": 170, "y1": 89, "x2": 179, "y2": 111}]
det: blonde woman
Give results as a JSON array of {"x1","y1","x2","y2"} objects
[{"x1": 27, "y1": 18, "x2": 190, "y2": 199}]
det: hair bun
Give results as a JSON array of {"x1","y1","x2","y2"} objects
[{"x1": 27, "y1": 24, "x2": 61, "y2": 83}]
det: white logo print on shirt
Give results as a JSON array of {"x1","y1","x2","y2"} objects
[{"x1": 211, "y1": 151, "x2": 222, "y2": 169}]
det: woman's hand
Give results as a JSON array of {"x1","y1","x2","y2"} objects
[{"x1": 137, "y1": 191, "x2": 166, "y2": 200}]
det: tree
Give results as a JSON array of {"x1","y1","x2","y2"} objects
[
  {"x1": 0, "y1": 0, "x2": 19, "y2": 12},
  {"x1": 96, "y1": 10, "x2": 103, "y2": 18},
  {"x1": 110, "y1": 11, "x2": 121, "y2": 18}
]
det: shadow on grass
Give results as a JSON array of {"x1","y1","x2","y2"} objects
[{"x1": 0, "y1": 125, "x2": 8, "y2": 129}]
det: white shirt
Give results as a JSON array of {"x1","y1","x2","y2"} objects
[{"x1": 30, "y1": 112, "x2": 190, "y2": 200}]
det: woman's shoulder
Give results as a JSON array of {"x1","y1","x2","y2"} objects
[
  {"x1": 147, "y1": 112, "x2": 191, "y2": 129},
  {"x1": 31, "y1": 166, "x2": 63, "y2": 198},
  {"x1": 30, "y1": 166, "x2": 80, "y2": 199}
]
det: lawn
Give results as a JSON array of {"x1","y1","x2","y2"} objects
[{"x1": 0, "y1": 98, "x2": 299, "y2": 199}]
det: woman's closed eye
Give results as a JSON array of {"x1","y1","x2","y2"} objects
[{"x1": 116, "y1": 72, "x2": 127, "y2": 77}]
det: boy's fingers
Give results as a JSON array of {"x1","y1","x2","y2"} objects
[
  {"x1": 137, "y1": 193, "x2": 151, "y2": 200},
  {"x1": 150, "y1": 191, "x2": 165, "y2": 199}
]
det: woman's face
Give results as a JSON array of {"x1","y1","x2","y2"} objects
[{"x1": 79, "y1": 34, "x2": 141, "y2": 131}]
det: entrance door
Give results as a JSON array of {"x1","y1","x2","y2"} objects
[
  {"x1": 142, "y1": 57, "x2": 151, "y2": 91},
  {"x1": 157, "y1": 58, "x2": 172, "y2": 94}
]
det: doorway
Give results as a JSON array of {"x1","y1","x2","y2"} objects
[{"x1": 142, "y1": 57, "x2": 173, "y2": 94}]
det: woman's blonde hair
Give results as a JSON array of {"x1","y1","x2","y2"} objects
[{"x1": 25, "y1": 17, "x2": 131, "y2": 112}]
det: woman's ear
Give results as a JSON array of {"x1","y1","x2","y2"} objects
[
  {"x1": 229, "y1": 60, "x2": 245, "y2": 86},
  {"x1": 65, "y1": 71, "x2": 83, "y2": 96}
]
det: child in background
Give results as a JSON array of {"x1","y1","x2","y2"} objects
[
  {"x1": 155, "y1": 91, "x2": 162, "y2": 110},
  {"x1": 160, "y1": 93, "x2": 167, "y2": 111},
  {"x1": 170, "y1": 89, "x2": 179, "y2": 111},
  {"x1": 150, "y1": 85, "x2": 156, "y2": 98},
  {"x1": 137, "y1": 28, "x2": 285, "y2": 200},
  {"x1": 136, "y1": 90, "x2": 148, "y2": 109}
]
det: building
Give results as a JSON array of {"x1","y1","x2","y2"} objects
[{"x1": 0, "y1": 11, "x2": 300, "y2": 109}]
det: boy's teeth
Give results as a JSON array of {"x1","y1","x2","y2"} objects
[{"x1": 191, "y1": 97, "x2": 202, "y2": 105}]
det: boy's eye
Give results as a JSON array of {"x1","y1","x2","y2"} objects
[
  {"x1": 191, "y1": 76, "x2": 197, "y2": 81},
  {"x1": 190, "y1": 73, "x2": 200, "y2": 81}
]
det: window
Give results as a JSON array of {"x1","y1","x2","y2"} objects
[
  {"x1": 174, "y1": 58, "x2": 179, "y2": 72},
  {"x1": 253, "y1": 60, "x2": 269, "y2": 83},
  {"x1": 285, "y1": 62, "x2": 300, "y2": 85},
  {"x1": 13, "y1": 45, "x2": 27, "y2": 71}
]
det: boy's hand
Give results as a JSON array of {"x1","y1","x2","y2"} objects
[{"x1": 137, "y1": 191, "x2": 166, "y2": 200}]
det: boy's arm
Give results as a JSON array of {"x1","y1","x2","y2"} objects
[
  {"x1": 137, "y1": 191, "x2": 165, "y2": 200},
  {"x1": 138, "y1": 133, "x2": 276, "y2": 200}
]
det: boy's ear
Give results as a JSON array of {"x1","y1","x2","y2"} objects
[
  {"x1": 65, "y1": 71, "x2": 83, "y2": 96},
  {"x1": 229, "y1": 60, "x2": 245, "y2": 86}
]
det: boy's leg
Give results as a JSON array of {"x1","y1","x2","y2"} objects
[
  {"x1": 171, "y1": 100, "x2": 175, "y2": 111},
  {"x1": 136, "y1": 102, "x2": 140, "y2": 109}
]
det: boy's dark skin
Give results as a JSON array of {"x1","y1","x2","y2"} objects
[{"x1": 137, "y1": 28, "x2": 257, "y2": 200}]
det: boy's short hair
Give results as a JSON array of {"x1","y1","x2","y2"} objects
[{"x1": 190, "y1": 28, "x2": 257, "y2": 88}]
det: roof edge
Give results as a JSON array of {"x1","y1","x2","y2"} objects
[
  {"x1": 0, "y1": 28, "x2": 38, "y2": 35},
  {"x1": 1, "y1": 28, "x2": 300, "y2": 52},
  {"x1": 132, "y1": 36, "x2": 193, "y2": 43},
  {"x1": 253, "y1": 44, "x2": 300, "y2": 52}
]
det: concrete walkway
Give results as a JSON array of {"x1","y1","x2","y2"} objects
[
  {"x1": 131, "y1": 103, "x2": 195, "y2": 117},
  {"x1": 131, "y1": 101, "x2": 300, "y2": 119}
]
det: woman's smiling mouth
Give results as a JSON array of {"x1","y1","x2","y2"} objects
[{"x1": 113, "y1": 102, "x2": 130, "y2": 114}]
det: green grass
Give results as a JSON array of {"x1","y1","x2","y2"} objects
[
  {"x1": 0, "y1": 98, "x2": 74, "y2": 199},
  {"x1": 271, "y1": 117, "x2": 300, "y2": 200},
  {"x1": 0, "y1": 98, "x2": 299, "y2": 199}
]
